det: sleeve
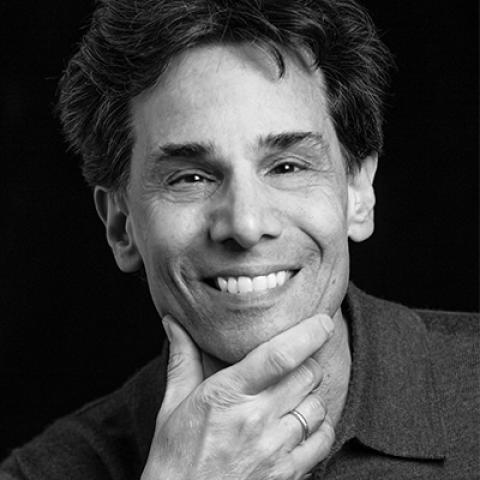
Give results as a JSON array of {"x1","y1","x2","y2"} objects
[
  {"x1": 0, "y1": 427, "x2": 111, "y2": 479},
  {"x1": 0, "y1": 398, "x2": 144, "y2": 480},
  {"x1": 0, "y1": 354, "x2": 166, "y2": 480},
  {"x1": 0, "y1": 465, "x2": 22, "y2": 480}
]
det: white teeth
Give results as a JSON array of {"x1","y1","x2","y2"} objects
[
  {"x1": 218, "y1": 277, "x2": 228, "y2": 292},
  {"x1": 227, "y1": 277, "x2": 237, "y2": 294},
  {"x1": 276, "y1": 270, "x2": 286, "y2": 286},
  {"x1": 252, "y1": 275, "x2": 268, "y2": 292},
  {"x1": 216, "y1": 270, "x2": 293, "y2": 294},
  {"x1": 267, "y1": 273, "x2": 277, "y2": 289},
  {"x1": 238, "y1": 276, "x2": 253, "y2": 293}
]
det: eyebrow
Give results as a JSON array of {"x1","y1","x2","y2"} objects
[
  {"x1": 258, "y1": 131, "x2": 327, "y2": 152},
  {"x1": 147, "y1": 141, "x2": 215, "y2": 163},
  {"x1": 146, "y1": 131, "x2": 327, "y2": 165}
]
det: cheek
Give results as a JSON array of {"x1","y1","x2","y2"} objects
[
  {"x1": 142, "y1": 222, "x2": 199, "y2": 318},
  {"x1": 144, "y1": 201, "x2": 204, "y2": 252},
  {"x1": 286, "y1": 187, "x2": 349, "y2": 244},
  {"x1": 133, "y1": 201, "x2": 203, "y2": 288}
]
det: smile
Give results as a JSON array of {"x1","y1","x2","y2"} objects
[{"x1": 213, "y1": 270, "x2": 295, "y2": 294}]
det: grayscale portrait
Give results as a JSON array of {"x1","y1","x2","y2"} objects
[{"x1": 2, "y1": 1, "x2": 478, "y2": 479}]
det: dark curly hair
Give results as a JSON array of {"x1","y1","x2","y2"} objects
[{"x1": 57, "y1": 0, "x2": 393, "y2": 191}]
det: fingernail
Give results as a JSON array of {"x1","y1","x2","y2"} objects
[
  {"x1": 162, "y1": 315, "x2": 172, "y2": 341},
  {"x1": 321, "y1": 315, "x2": 335, "y2": 335}
]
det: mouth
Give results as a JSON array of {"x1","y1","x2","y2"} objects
[{"x1": 204, "y1": 269, "x2": 299, "y2": 295}]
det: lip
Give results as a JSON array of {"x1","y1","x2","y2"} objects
[{"x1": 203, "y1": 264, "x2": 301, "y2": 279}]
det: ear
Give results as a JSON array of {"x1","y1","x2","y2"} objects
[
  {"x1": 93, "y1": 186, "x2": 143, "y2": 272},
  {"x1": 347, "y1": 154, "x2": 378, "y2": 242}
]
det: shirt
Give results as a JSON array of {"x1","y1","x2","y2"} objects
[{"x1": 1, "y1": 284, "x2": 479, "y2": 479}]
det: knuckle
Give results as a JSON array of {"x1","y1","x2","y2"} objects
[
  {"x1": 294, "y1": 362, "x2": 316, "y2": 387},
  {"x1": 166, "y1": 352, "x2": 186, "y2": 379},
  {"x1": 240, "y1": 407, "x2": 266, "y2": 436},
  {"x1": 196, "y1": 377, "x2": 249, "y2": 412},
  {"x1": 304, "y1": 356, "x2": 321, "y2": 373},
  {"x1": 267, "y1": 348, "x2": 297, "y2": 375},
  {"x1": 309, "y1": 394, "x2": 326, "y2": 414},
  {"x1": 196, "y1": 381, "x2": 218, "y2": 407}
]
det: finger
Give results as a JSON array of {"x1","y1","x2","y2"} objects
[
  {"x1": 278, "y1": 392, "x2": 327, "y2": 451},
  {"x1": 264, "y1": 356, "x2": 323, "y2": 415},
  {"x1": 159, "y1": 315, "x2": 204, "y2": 419},
  {"x1": 288, "y1": 415, "x2": 335, "y2": 476},
  {"x1": 226, "y1": 313, "x2": 334, "y2": 394}
]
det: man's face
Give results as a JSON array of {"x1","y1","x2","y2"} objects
[{"x1": 126, "y1": 44, "x2": 358, "y2": 363}]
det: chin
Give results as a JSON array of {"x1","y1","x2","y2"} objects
[
  {"x1": 185, "y1": 301, "x2": 317, "y2": 364},
  {"x1": 199, "y1": 330, "x2": 277, "y2": 364}
]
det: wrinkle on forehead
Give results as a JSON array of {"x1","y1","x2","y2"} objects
[
  {"x1": 132, "y1": 42, "x2": 328, "y2": 122},
  {"x1": 169, "y1": 41, "x2": 318, "y2": 82}
]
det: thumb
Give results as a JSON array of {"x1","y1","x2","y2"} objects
[{"x1": 159, "y1": 315, "x2": 204, "y2": 419}]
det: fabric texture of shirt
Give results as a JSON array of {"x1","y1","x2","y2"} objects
[{"x1": 1, "y1": 284, "x2": 479, "y2": 479}]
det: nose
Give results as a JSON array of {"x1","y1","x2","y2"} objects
[{"x1": 208, "y1": 177, "x2": 282, "y2": 249}]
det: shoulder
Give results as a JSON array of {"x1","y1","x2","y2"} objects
[
  {"x1": 1, "y1": 347, "x2": 169, "y2": 480},
  {"x1": 349, "y1": 283, "x2": 479, "y2": 341},
  {"x1": 413, "y1": 308, "x2": 479, "y2": 407},
  {"x1": 415, "y1": 308, "x2": 479, "y2": 336},
  {"x1": 413, "y1": 308, "x2": 479, "y2": 369},
  {"x1": 363, "y1": 288, "x2": 479, "y2": 376}
]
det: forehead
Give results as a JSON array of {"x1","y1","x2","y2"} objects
[{"x1": 130, "y1": 43, "x2": 335, "y2": 159}]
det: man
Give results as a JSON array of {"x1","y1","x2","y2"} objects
[{"x1": 1, "y1": 0, "x2": 478, "y2": 479}]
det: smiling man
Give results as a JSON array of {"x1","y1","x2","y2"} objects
[
  {"x1": 1, "y1": 1, "x2": 478, "y2": 479},
  {"x1": 121, "y1": 44, "x2": 369, "y2": 366}
]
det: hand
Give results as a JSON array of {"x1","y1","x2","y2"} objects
[{"x1": 140, "y1": 313, "x2": 336, "y2": 480}]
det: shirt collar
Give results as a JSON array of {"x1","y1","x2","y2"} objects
[{"x1": 334, "y1": 283, "x2": 447, "y2": 460}]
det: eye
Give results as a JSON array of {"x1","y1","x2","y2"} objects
[
  {"x1": 168, "y1": 172, "x2": 213, "y2": 186},
  {"x1": 163, "y1": 169, "x2": 219, "y2": 200},
  {"x1": 270, "y1": 162, "x2": 304, "y2": 175}
]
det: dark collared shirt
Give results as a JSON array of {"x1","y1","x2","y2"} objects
[
  {"x1": 1, "y1": 284, "x2": 479, "y2": 479},
  {"x1": 314, "y1": 284, "x2": 479, "y2": 479}
]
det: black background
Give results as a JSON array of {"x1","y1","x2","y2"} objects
[{"x1": 1, "y1": 1, "x2": 478, "y2": 457}]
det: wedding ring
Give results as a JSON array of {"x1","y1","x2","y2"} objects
[{"x1": 288, "y1": 408, "x2": 309, "y2": 443}]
